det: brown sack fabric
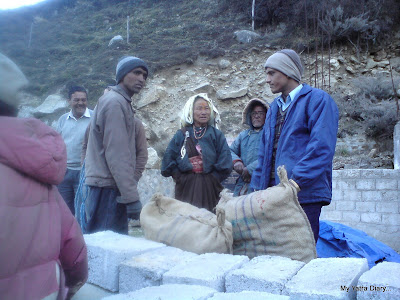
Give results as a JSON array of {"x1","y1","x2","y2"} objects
[
  {"x1": 140, "y1": 193, "x2": 233, "y2": 254},
  {"x1": 217, "y1": 166, "x2": 316, "y2": 263}
]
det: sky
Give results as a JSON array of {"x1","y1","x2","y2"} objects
[{"x1": 0, "y1": 0, "x2": 47, "y2": 10}]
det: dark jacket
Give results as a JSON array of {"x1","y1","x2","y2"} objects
[
  {"x1": 251, "y1": 84, "x2": 339, "y2": 205},
  {"x1": 161, "y1": 126, "x2": 232, "y2": 182}
]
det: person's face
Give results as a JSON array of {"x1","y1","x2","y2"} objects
[
  {"x1": 251, "y1": 105, "x2": 266, "y2": 129},
  {"x1": 265, "y1": 67, "x2": 291, "y2": 95},
  {"x1": 121, "y1": 67, "x2": 148, "y2": 96},
  {"x1": 193, "y1": 98, "x2": 211, "y2": 127},
  {"x1": 68, "y1": 91, "x2": 87, "y2": 119}
]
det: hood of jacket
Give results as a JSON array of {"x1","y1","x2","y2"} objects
[
  {"x1": 242, "y1": 98, "x2": 269, "y2": 129},
  {"x1": 0, "y1": 117, "x2": 66, "y2": 185}
]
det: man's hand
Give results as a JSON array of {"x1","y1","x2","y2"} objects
[
  {"x1": 242, "y1": 167, "x2": 251, "y2": 183},
  {"x1": 233, "y1": 161, "x2": 245, "y2": 175},
  {"x1": 126, "y1": 201, "x2": 143, "y2": 220}
]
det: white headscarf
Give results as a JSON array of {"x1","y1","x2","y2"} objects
[{"x1": 179, "y1": 93, "x2": 221, "y2": 129}]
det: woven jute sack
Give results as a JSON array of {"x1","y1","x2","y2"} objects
[
  {"x1": 140, "y1": 193, "x2": 233, "y2": 254},
  {"x1": 217, "y1": 166, "x2": 316, "y2": 263}
]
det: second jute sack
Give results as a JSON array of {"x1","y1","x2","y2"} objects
[
  {"x1": 217, "y1": 166, "x2": 317, "y2": 263},
  {"x1": 140, "y1": 193, "x2": 233, "y2": 254}
]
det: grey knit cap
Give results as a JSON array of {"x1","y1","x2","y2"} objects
[
  {"x1": 0, "y1": 53, "x2": 28, "y2": 108},
  {"x1": 264, "y1": 49, "x2": 304, "y2": 82},
  {"x1": 116, "y1": 56, "x2": 149, "y2": 83}
]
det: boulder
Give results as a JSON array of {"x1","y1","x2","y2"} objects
[
  {"x1": 234, "y1": 30, "x2": 261, "y2": 44},
  {"x1": 218, "y1": 59, "x2": 231, "y2": 69},
  {"x1": 108, "y1": 35, "x2": 124, "y2": 47},
  {"x1": 33, "y1": 94, "x2": 67, "y2": 117},
  {"x1": 216, "y1": 87, "x2": 247, "y2": 100},
  {"x1": 191, "y1": 82, "x2": 214, "y2": 94},
  {"x1": 137, "y1": 86, "x2": 168, "y2": 109},
  {"x1": 145, "y1": 147, "x2": 161, "y2": 169},
  {"x1": 329, "y1": 59, "x2": 340, "y2": 70},
  {"x1": 365, "y1": 58, "x2": 378, "y2": 69}
]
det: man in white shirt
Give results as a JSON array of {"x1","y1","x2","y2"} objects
[{"x1": 56, "y1": 86, "x2": 92, "y2": 214}]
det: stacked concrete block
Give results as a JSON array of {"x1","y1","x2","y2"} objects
[
  {"x1": 225, "y1": 255, "x2": 305, "y2": 294},
  {"x1": 357, "y1": 262, "x2": 400, "y2": 300},
  {"x1": 102, "y1": 284, "x2": 217, "y2": 300},
  {"x1": 163, "y1": 253, "x2": 249, "y2": 291},
  {"x1": 84, "y1": 231, "x2": 165, "y2": 291},
  {"x1": 119, "y1": 246, "x2": 198, "y2": 293},
  {"x1": 284, "y1": 257, "x2": 369, "y2": 299},
  {"x1": 209, "y1": 291, "x2": 290, "y2": 300},
  {"x1": 321, "y1": 169, "x2": 400, "y2": 254}
]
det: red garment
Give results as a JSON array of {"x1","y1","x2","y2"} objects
[
  {"x1": 189, "y1": 155, "x2": 203, "y2": 173},
  {"x1": 0, "y1": 117, "x2": 88, "y2": 300}
]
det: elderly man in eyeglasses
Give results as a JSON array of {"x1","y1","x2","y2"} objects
[
  {"x1": 230, "y1": 98, "x2": 269, "y2": 196},
  {"x1": 56, "y1": 86, "x2": 93, "y2": 214}
]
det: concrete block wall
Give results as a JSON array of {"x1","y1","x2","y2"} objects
[
  {"x1": 320, "y1": 169, "x2": 400, "y2": 253},
  {"x1": 83, "y1": 231, "x2": 400, "y2": 300}
]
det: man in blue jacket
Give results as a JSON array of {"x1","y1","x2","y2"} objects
[{"x1": 251, "y1": 49, "x2": 339, "y2": 242}]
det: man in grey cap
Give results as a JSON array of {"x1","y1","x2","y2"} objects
[
  {"x1": 84, "y1": 56, "x2": 149, "y2": 234},
  {"x1": 251, "y1": 49, "x2": 339, "y2": 243}
]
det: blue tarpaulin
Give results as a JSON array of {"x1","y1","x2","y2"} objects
[{"x1": 317, "y1": 220, "x2": 400, "y2": 268}]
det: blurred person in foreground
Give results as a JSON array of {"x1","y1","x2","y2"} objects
[
  {"x1": 230, "y1": 98, "x2": 269, "y2": 196},
  {"x1": 161, "y1": 93, "x2": 232, "y2": 212},
  {"x1": 0, "y1": 53, "x2": 88, "y2": 300},
  {"x1": 251, "y1": 49, "x2": 339, "y2": 243},
  {"x1": 84, "y1": 56, "x2": 148, "y2": 234}
]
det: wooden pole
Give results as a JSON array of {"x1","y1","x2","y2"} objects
[
  {"x1": 28, "y1": 22, "x2": 33, "y2": 48},
  {"x1": 127, "y1": 16, "x2": 130, "y2": 44},
  {"x1": 252, "y1": 0, "x2": 255, "y2": 30}
]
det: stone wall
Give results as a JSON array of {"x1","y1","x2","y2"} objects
[
  {"x1": 138, "y1": 169, "x2": 400, "y2": 253},
  {"x1": 320, "y1": 169, "x2": 400, "y2": 253}
]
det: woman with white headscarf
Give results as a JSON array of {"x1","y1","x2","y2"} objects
[{"x1": 161, "y1": 93, "x2": 232, "y2": 211}]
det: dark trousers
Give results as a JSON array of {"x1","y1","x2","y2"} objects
[
  {"x1": 301, "y1": 203, "x2": 323, "y2": 243},
  {"x1": 57, "y1": 168, "x2": 80, "y2": 214},
  {"x1": 85, "y1": 186, "x2": 128, "y2": 235}
]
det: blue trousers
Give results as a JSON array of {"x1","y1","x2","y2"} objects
[
  {"x1": 57, "y1": 168, "x2": 80, "y2": 214},
  {"x1": 85, "y1": 186, "x2": 128, "y2": 234}
]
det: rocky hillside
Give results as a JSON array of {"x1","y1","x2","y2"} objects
[{"x1": 1, "y1": 0, "x2": 399, "y2": 169}]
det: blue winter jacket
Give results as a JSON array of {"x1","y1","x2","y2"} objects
[
  {"x1": 230, "y1": 129, "x2": 261, "y2": 196},
  {"x1": 250, "y1": 84, "x2": 339, "y2": 205},
  {"x1": 230, "y1": 98, "x2": 268, "y2": 196}
]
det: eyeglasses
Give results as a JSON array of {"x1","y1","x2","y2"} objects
[{"x1": 251, "y1": 111, "x2": 266, "y2": 117}]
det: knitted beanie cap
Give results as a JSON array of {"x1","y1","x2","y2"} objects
[
  {"x1": 264, "y1": 49, "x2": 304, "y2": 82},
  {"x1": 116, "y1": 56, "x2": 149, "y2": 83},
  {"x1": 0, "y1": 53, "x2": 28, "y2": 108}
]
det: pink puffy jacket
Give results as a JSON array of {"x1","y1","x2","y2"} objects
[{"x1": 0, "y1": 117, "x2": 88, "y2": 300}]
